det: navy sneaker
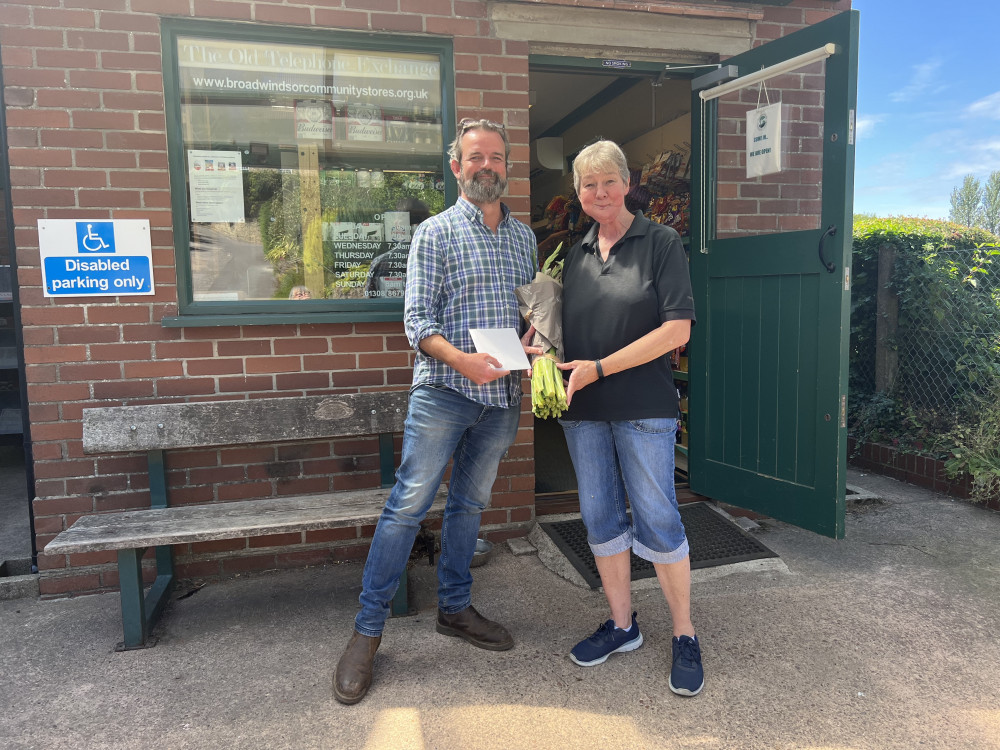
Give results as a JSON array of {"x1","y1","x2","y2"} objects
[
  {"x1": 669, "y1": 634, "x2": 704, "y2": 696},
  {"x1": 569, "y1": 612, "x2": 643, "y2": 666}
]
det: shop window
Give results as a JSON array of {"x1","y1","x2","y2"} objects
[{"x1": 161, "y1": 21, "x2": 454, "y2": 324}]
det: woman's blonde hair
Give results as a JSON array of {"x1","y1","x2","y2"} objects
[{"x1": 572, "y1": 140, "x2": 630, "y2": 193}]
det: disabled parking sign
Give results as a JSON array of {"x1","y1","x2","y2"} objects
[{"x1": 38, "y1": 219, "x2": 154, "y2": 297}]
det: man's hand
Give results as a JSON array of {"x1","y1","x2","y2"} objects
[{"x1": 457, "y1": 351, "x2": 510, "y2": 384}]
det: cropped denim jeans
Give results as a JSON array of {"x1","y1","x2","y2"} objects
[
  {"x1": 354, "y1": 384, "x2": 520, "y2": 637},
  {"x1": 559, "y1": 417, "x2": 689, "y2": 564}
]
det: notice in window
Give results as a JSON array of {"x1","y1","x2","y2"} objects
[
  {"x1": 188, "y1": 149, "x2": 246, "y2": 223},
  {"x1": 745, "y1": 102, "x2": 785, "y2": 179}
]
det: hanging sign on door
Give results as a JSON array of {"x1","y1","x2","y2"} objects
[{"x1": 746, "y1": 102, "x2": 784, "y2": 178}]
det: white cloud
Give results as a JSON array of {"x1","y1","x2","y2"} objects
[
  {"x1": 889, "y1": 59, "x2": 945, "y2": 103},
  {"x1": 940, "y1": 139, "x2": 1000, "y2": 180},
  {"x1": 855, "y1": 114, "x2": 885, "y2": 139},
  {"x1": 854, "y1": 171, "x2": 951, "y2": 219},
  {"x1": 966, "y1": 91, "x2": 1000, "y2": 119},
  {"x1": 854, "y1": 147, "x2": 959, "y2": 219},
  {"x1": 855, "y1": 151, "x2": 909, "y2": 184}
]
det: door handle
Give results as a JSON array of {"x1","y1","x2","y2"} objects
[{"x1": 818, "y1": 225, "x2": 837, "y2": 273}]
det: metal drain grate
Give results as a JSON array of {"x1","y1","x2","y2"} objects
[{"x1": 540, "y1": 502, "x2": 778, "y2": 589}]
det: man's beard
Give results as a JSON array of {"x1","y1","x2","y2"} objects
[{"x1": 458, "y1": 169, "x2": 507, "y2": 203}]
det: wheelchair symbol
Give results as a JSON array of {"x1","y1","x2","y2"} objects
[
  {"x1": 82, "y1": 225, "x2": 109, "y2": 251},
  {"x1": 76, "y1": 221, "x2": 115, "y2": 254}
]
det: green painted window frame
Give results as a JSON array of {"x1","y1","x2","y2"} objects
[{"x1": 160, "y1": 19, "x2": 456, "y2": 327}]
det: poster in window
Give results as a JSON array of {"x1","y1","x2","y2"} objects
[
  {"x1": 295, "y1": 100, "x2": 333, "y2": 141},
  {"x1": 187, "y1": 150, "x2": 245, "y2": 223},
  {"x1": 347, "y1": 103, "x2": 384, "y2": 142}
]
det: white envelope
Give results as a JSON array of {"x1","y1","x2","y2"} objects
[{"x1": 469, "y1": 328, "x2": 531, "y2": 371}]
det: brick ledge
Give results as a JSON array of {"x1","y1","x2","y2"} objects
[
  {"x1": 495, "y1": 0, "x2": 763, "y2": 21},
  {"x1": 847, "y1": 437, "x2": 1000, "y2": 511}
]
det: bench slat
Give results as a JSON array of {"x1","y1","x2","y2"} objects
[
  {"x1": 44, "y1": 487, "x2": 446, "y2": 555},
  {"x1": 82, "y1": 391, "x2": 410, "y2": 454}
]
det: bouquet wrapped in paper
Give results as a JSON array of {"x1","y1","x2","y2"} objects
[{"x1": 516, "y1": 246, "x2": 567, "y2": 419}]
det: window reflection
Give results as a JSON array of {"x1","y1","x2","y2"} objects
[{"x1": 177, "y1": 36, "x2": 446, "y2": 302}]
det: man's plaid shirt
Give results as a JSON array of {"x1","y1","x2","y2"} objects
[{"x1": 404, "y1": 197, "x2": 537, "y2": 407}]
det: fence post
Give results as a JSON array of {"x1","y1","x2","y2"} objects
[{"x1": 875, "y1": 242, "x2": 898, "y2": 392}]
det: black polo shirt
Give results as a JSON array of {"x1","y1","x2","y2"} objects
[{"x1": 561, "y1": 211, "x2": 695, "y2": 421}]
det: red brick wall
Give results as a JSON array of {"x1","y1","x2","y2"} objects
[
  {"x1": 754, "y1": 0, "x2": 853, "y2": 45},
  {"x1": 715, "y1": 0, "x2": 852, "y2": 238},
  {"x1": 845, "y1": 437, "x2": 1000, "y2": 512},
  {"x1": 2, "y1": 0, "x2": 849, "y2": 596}
]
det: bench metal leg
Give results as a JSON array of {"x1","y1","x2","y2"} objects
[
  {"x1": 378, "y1": 433, "x2": 396, "y2": 489},
  {"x1": 116, "y1": 546, "x2": 174, "y2": 651},
  {"x1": 154, "y1": 543, "x2": 174, "y2": 580},
  {"x1": 145, "y1": 564, "x2": 174, "y2": 633},
  {"x1": 113, "y1": 448, "x2": 174, "y2": 649},
  {"x1": 117, "y1": 548, "x2": 149, "y2": 650}
]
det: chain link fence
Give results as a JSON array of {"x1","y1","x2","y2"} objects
[{"x1": 850, "y1": 238, "x2": 1000, "y2": 456}]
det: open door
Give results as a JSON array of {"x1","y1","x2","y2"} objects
[{"x1": 688, "y1": 11, "x2": 859, "y2": 538}]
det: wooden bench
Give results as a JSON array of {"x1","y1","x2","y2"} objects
[{"x1": 44, "y1": 391, "x2": 445, "y2": 650}]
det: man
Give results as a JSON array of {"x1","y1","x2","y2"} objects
[{"x1": 333, "y1": 118, "x2": 540, "y2": 705}]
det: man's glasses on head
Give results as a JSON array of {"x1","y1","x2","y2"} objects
[{"x1": 458, "y1": 117, "x2": 505, "y2": 134}]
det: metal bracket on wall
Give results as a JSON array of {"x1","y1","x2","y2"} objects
[{"x1": 691, "y1": 64, "x2": 739, "y2": 92}]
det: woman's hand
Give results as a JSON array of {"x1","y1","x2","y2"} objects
[
  {"x1": 556, "y1": 321, "x2": 691, "y2": 402},
  {"x1": 556, "y1": 359, "x2": 600, "y2": 406}
]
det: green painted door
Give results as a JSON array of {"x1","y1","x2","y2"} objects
[{"x1": 688, "y1": 11, "x2": 859, "y2": 538}]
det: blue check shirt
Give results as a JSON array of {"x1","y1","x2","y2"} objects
[{"x1": 404, "y1": 197, "x2": 537, "y2": 407}]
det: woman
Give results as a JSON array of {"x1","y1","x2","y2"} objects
[{"x1": 557, "y1": 140, "x2": 703, "y2": 696}]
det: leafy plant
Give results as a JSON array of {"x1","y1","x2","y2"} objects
[
  {"x1": 943, "y1": 385, "x2": 1000, "y2": 503},
  {"x1": 849, "y1": 216, "x2": 1000, "y2": 487}
]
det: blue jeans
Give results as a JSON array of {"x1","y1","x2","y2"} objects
[
  {"x1": 354, "y1": 385, "x2": 520, "y2": 637},
  {"x1": 559, "y1": 417, "x2": 689, "y2": 564}
]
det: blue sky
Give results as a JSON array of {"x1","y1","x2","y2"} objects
[{"x1": 852, "y1": 2, "x2": 999, "y2": 219}]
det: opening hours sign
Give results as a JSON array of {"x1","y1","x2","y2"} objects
[{"x1": 38, "y1": 219, "x2": 155, "y2": 297}]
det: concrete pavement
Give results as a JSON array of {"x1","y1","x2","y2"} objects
[{"x1": 1, "y1": 469, "x2": 999, "y2": 750}]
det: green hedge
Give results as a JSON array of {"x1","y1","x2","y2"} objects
[{"x1": 850, "y1": 216, "x2": 1000, "y2": 500}]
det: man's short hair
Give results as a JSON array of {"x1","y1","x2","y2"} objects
[{"x1": 448, "y1": 118, "x2": 510, "y2": 164}]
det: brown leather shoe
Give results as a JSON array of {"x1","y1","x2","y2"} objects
[
  {"x1": 436, "y1": 605, "x2": 514, "y2": 651},
  {"x1": 333, "y1": 631, "x2": 381, "y2": 705}
]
